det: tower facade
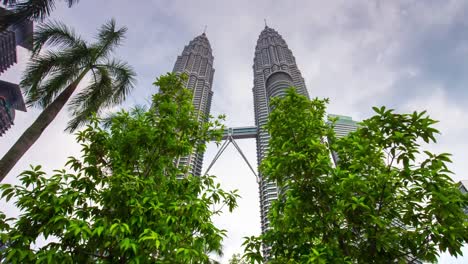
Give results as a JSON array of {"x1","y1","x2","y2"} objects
[
  {"x1": 327, "y1": 114, "x2": 359, "y2": 165},
  {"x1": 252, "y1": 26, "x2": 309, "y2": 237},
  {"x1": 172, "y1": 33, "x2": 215, "y2": 176},
  {"x1": 0, "y1": 7, "x2": 32, "y2": 136},
  {"x1": 0, "y1": 7, "x2": 33, "y2": 74},
  {"x1": 328, "y1": 114, "x2": 359, "y2": 138}
]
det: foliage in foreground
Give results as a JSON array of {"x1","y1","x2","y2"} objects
[
  {"x1": 0, "y1": 73, "x2": 239, "y2": 263},
  {"x1": 228, "y1": 253, "x2": 248, "y2": 264},
  {"x1": 243, "y1": 88, "x2": 468, "y2": 263}
]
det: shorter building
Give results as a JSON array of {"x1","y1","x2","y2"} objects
[
  {"x1": 458, "y1": 180, "x2": 468, "y2": 215},
  {"x1": 0, "y1": 80, "x2": 26, "y2": 136},
  {"x1": 328, "y1": 114, "x2": 359, "y2": 138},
  {"x1": 0, "y1": 239, "x2": 6, "y2": 262},
  {"x1": 327, "y1": 114, "x2": 359, "y2": 165},
  {"x1": 459, "y1": 180, "x2": 468, "y2": 194}
]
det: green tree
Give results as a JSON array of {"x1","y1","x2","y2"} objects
[
  {"x1": 0, "y1": 73, "x2": 239, "y2": 263},
  {"x1": 0, "y1": 19, "x2": 135, "y2": 181},
  {"x1": 229, "y1": 253, "x2": 247, "y2": 264},
  {"x1": 1, "y1": 0, "x2": 79, "y2": 30},
  {"x1": 243, "y1": 88, "x2": 468, "y2": 263}
]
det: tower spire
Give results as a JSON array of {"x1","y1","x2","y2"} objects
[
  {"x1": 264, "y1": 18, "x2": 268, "y2": 28},
  {"x1": 203, "y1": 25, "x2": 207, "y2": 34}
]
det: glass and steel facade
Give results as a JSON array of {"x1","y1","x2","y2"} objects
[
  {"x1": 252, "y1": 26, "x2": 310, "y2": 243},
  {"x1": 328, "y1": 114, "x2": 359, "y2": 138},
  {"x1": 0, "y1": 7, "x2": 33, "y2": 74},
  {"x1": 169, "y1": 30, "x2": 361, "y2": 260},
  {"x1": 172, "y1": 33, "x2": 215, "y2": 177},
  {"x1": 327, "y1": 114, "x2": 359, "y2": 165},
  {"x1": 458, "y1": 181, "x2": 468, "y2": 214},
  {"x1": 0, "y1": 8, "x2": 32, "y2": 136}
]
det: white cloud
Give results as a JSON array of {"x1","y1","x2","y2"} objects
[{"x1": 402, "y1": 87, "x2": 468, "y2": 182}]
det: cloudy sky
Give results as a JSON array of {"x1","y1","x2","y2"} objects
[{"x1": 2, "y1": 0, "x2": 468, "y2": 262}]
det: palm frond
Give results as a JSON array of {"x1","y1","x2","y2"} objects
[
  {"x1": 2, "y1": 0, "x2": 17, "y2": 6},
  {"x1": 21, "y1": 45, "x2": 89, "y2": 107},
  {"x1": 17, "y1": 18, "x2": 134, "y2": 132},
  {"x1": 101, "y1": 105, "x2": 147, "y2": 129},
  {"x1": 0, "y1": 0, "x2": 79, "y2": 29},
  {"x1": 21, "y1": 51, "x2": 62, "y2": 105},
  {"x1": 33, "y1": 20, "x2": 86, "y2": 55},
  {"x1": 35, "y1": 67, "x2": 80, "y2": 108},
  {"x1": 66, "y1": 57, "x2": 135, "y2": 131},
  {"x1": 100, "y1": 111, "x2": 119, "y2": 129},
  {"x1": 99, "y1": 59, "x2": 136, "y2": 105},
  {"x1": 65, "y1": 0, "x2": 79, "y2": 7},
  {"x1": 94, "y1": 19, "x2": 127, "y2": 59},
  {"x1": 66, "y1": 66, "x2": 113, "y2": 131}
]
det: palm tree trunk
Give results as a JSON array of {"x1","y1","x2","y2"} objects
[{"x1": 0, "y1": 72, "x2": 87, "y2": 182}]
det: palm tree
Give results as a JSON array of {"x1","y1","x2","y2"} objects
[
  {"x1": 0, "y1": 19, "x2": 136, "y2": 181},
  {"x1": 1, "y1": 0, "x2": 79, "y2": 30}
]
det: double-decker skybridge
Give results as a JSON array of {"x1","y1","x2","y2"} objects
[{"x1": 204, "y1": 126, "x2": 259, "y2": 182}]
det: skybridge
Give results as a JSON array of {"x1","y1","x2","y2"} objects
[{"x1": 205, "y1": 126, "x2": 259, "y2": 182}]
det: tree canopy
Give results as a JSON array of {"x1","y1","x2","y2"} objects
[
  {"x1": 0, "y1": 73, "x2": 239, "y2": 263},
  {"x1": 243, "y1": 88, "x2": 468, "y2": 263}
]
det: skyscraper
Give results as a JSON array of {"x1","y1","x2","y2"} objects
[
  {"x1": 327, "y1": 114, "x2": 359, "y2": 165},
  {"x1": 0, "y1": 7, "x2": 33, "y2": 74},
  {"x1": 169, "y1": 28, "x2": 361, "y2": 259},
  {"x1": 328, "y1": 114, "x2": 359, "y2": 138},
  {"x1": 0, "y1": 7, "x2": 32, "y2": 136},
  {"x1": 252, "y1": 26, "x2": 310, "y2": 239},
  {"x1": 458, "y1": 181, "x2": 468, "y2": 214},
  {"x1": 172, "y1": 33, "x2": 215, "y2": 176}
]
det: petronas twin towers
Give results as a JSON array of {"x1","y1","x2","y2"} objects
[{"x1": 171, "y1": 26, "x2": 310, "y2": 238}]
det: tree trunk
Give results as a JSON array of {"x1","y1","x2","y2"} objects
[{"x1": 0, "y1": 74, "x2": 85, "y2": 182}]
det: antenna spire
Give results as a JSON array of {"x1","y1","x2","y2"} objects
[
  {"x1": 203, "y1": 25, "x2": 207, "y2": 34},
  {"x1": 264, "y1": 19, "x2": 268, "y2": 28}
]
